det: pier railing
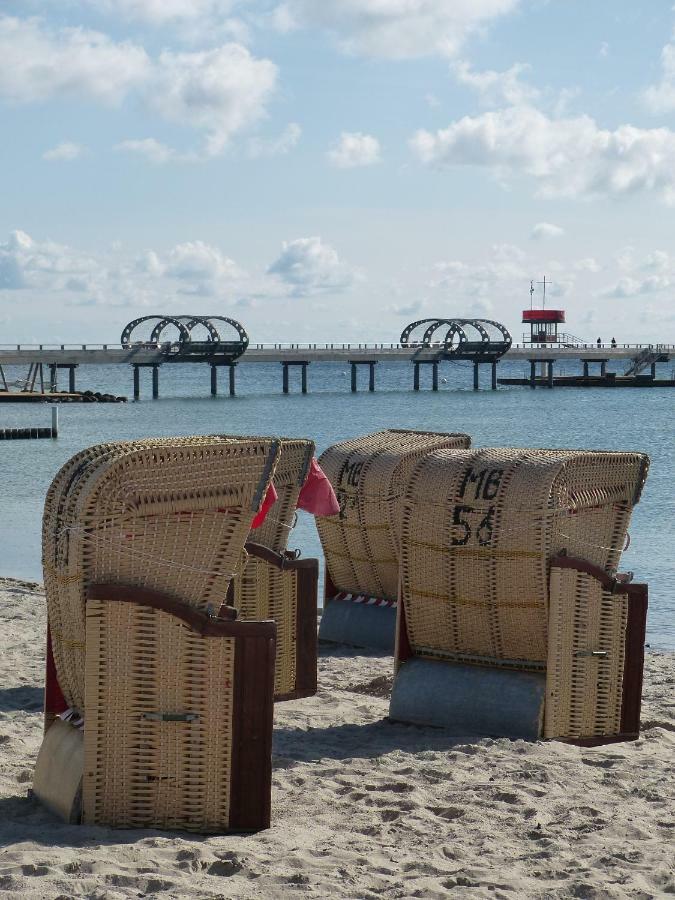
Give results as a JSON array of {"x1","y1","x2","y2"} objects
[{"x1": 1, "y1": 342, "x2": 674, "y2": 352}]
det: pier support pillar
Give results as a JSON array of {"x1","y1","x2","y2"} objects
[
  {"x1": 413, "y1": 363, "x2": 420, "y2": 391},
  {"x1": 67, "y1": 366, "x2": 77, "y2": 393},
  {"x1": 583, "y1": 361, "x2": 589, "y2": 378},
  {"x1": 133, "y1": 365, "x2": 140, "y2": 400},
  {"x1": 491, "y1": 361, "x2": 498, "y2": 391},
  {"x1": 432, "y1": 361, "x2": 439, "y2": 391},
  {"x1": 349, "y1": 360, "x2": 377, "y2": 392},
  {"x1": 600, "y1": 360, "x2": 607, "y2": 377},
  {"x1": 547, "y1": 361, "x2": 554, "y2": 389},
  {"x1": 473, "y1": 362, "x2": 480, "y2": 391},
  {"x1": 281, "y1": 361, "x2": 309, "y2": 394},
  {"x1": 229, "y1": 364, "x2": 236, "y2": 397},
  {"x1": 152, "y1": 365, "x2": 160, "y2": 399},
  {"x1": 49, "y1": 364, "x2": 58, "y2": 393},
  {"x1": 529, "y1": 360, "x2": 536, "y2": 389},
  {"x1": 210, "y1": 364, "x2": 218, "y2": 396},
  {"x1": 650, "y1": 362, "x2": 656, "y2": 378}
]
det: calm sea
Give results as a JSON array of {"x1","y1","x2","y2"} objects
[{"x1": 0, "y1": 357, "x2": 672, "y2": 648}]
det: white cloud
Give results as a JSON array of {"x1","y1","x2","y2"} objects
[
  {"x1": 530, "y1": 222, "x2": 564, "y2": 241},
  {"x1": 149, "y1": 46, "x2": 278, "y2": 156},
  {"x1": 644, "y1": 41, "x2": 675, "y2": 112},
  {"x1": 43, "y1": 141, "x2": 86, "y2": 161},
  {"x1": 166, "y1": 240, "x2": 240, "y2": 282},
  {"x1": 115, "y1": 138, "x2": 178, "y2": 164},
  {"x1": 0, "y1": 230, "x2": 100, "y2": 291},
  {"x1": 452, "y1": 61, "x2": 539, "y2": 106},
  {"x1": 599, "y1": 41, "x2": 609, "y2": 58},
  {"x1": 411, "y1": 105, "x2": 675, "y2": 202},
  {"x1": 0, "y1": 17, "x2": 278, "y2": 158},
  {"x1": 327, "y1": 132, "x2": 381, "y2": 168},
  {"x1": 247, "y1": 123, "x2": 301, "y2": 158},
  {"x1": 0, "y1": 15, "x2": 149, "y2": 106},
  {"x1": 274, "y1": 0, "x2": 521, "y2": 60},
  {"x1": 267, "y1": 237, "x2": 356, "y2": 296},
  {"x1": 574, "y1": 257, "x2": 601, "y2": 273},
  {"x1": 89, "y1": 0, "x2": 235, "y2": 26}
]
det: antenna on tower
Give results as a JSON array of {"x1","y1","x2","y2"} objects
[
  {"x1": 536, "y1": 276, "x2": 549, "y2": 310},
  {"x1": 530, "y1": 279, "x2": 535, "y2": 310}
]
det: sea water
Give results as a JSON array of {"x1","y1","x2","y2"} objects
[{"x1": 0, "y1": 357, "x2": 672, "y2": 648}]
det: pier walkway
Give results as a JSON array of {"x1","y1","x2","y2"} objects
[{"x1": 0, "y1": 342, "x2": 672, "y2": 397}]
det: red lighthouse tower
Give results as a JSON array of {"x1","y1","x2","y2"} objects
[{"x1": 522, "y1": 277, "x2": 565, "y2": 345}]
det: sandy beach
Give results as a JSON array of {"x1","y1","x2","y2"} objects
[{"x1": 0, "y1": 576, "x2": 673, "y2": 899}]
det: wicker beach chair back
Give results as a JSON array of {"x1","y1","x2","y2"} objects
[
  {"x1": 251, "y1": 438, "x2": 315, "y2": 553},
  {"x1": 43, "y1": 438, "x2": 280, "y2": 713},
  {"x1": 400, "y1": 448, "x2": 649, "y2": 666},
  {"x1": 316, "y1": 430, "x2": 471, "y2": 601},
  {"x1": 234, "y1": 437, "x2": 317, "y2": 699}
]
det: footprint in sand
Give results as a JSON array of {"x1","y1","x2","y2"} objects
[{"x1": 431, "y1": 806, "x2": 464, "y2": 821}]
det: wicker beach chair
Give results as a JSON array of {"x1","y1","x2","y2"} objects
[
  {"x1": 231, "y1": 437, "x2": 319, "y2": 700},
  {"x1": 389, "y1": 448, "x2": 650, "y2": 744},
  {"x1": 316, "y1": 429, "x2": 471, "y2": 651},
  {"x1": 35, "y1": 437, "x2": 280, "y2": 832}
]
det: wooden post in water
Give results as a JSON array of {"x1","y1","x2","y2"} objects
[
  {"x1": 301, "y1": 362, "x2": 308, "y2": 394},
  {"x1": 491, "y1": 360, "x2": 498, "y2": 390},
  {"x1": 282, "y1": 363, "x2": 289, "y2": 394},
  {"x1": 152, "y1": 365, "x2": 160, "y2": 399},
  {"x1": 529, "y1": 360, "x2": 536, "y2": 389},
  {"x1": 49, "y1": 364, "x2": 58, "y2": 393},
  {"x1": 229, "y1": 364, "x2": 236, "y2": 397},
  {"x1": 51, "y1": 406, "x2": 58, "y2": 438},
  {"x1": 68, "y1": 365, "x2": 77, "y2": 393},
  {"x1": 432, "y1": 361, "x2": 439, "y2": 391},
  {"x1": 473, "y1": 362, "x2": 480, "y2": 391},
  {"x1": 133, "y1": 365, "x2": 140, "y2": 400},
  {"x1": 369, "y1": 361, "x2": 376, "y2": 392},
  {"x1": 350, "y1": 363, "x2": 357, "y2": 393},
  {"x1": 413, "y1": 363, "x2": 420, "y2": 391}
]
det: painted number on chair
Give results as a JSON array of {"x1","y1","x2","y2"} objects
[{"x1": 450, "y1": 467, "x2": 503, "y2": 547}]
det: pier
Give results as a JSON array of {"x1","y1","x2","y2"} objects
[
  {"x1": 0, "y1": 309, "x2": 673, "y2": 399},
  {"x1": 0, "y1": 342, "x2": 673, "y2": 397}
]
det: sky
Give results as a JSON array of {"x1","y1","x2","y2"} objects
[{"x1": 1, "y1": 1, "x2": 675, "y2": 344}]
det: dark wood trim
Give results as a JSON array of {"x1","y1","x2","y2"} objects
[
  {"x1": 620, "y1": 583, "x2": 648, "y2": 736},
  {"x1": 44, "y1": 624, "x2": 68, "y2": 731},
  {"x1": 244, "y1": 541, "x2": 317, "y2": 571},
  {"x1": 550, "y1": 554, "x2": 630, "y2": 592},
  {"x1": 564, "y1": 732, "x2": 639, "y2": 747},
  {"x1": 323, "y1": 569, "x2": 337, "y2": 607},
  {"x1": 285, "y1": 559, "x2": 318, "y2": 701},
  {"x1": 87, "y1": 583, "x2": 275, "y2": 639},
  {"x1": 229, "y1": 633, "x2": 276, "y2": 831},
  {"x1": 396, "y1": 591, "x2": 413, "y2": 664}
]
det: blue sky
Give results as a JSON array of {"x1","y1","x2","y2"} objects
[{"x1": 1, "y1": 0, "x2": 675, "y2": 343}]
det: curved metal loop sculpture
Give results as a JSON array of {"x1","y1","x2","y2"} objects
[
  {"x1": 121, "y1": 315, "x2": 249, "y2": 361},
  {"x1": 400, "y1": 318, "x2": 512, "y2": 361}
]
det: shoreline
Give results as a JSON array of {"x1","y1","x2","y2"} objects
[{"x1": 1, "y1": 577, "x2": 673, "y2": 898}]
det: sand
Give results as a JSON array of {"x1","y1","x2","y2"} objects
[{"x1": 0, "y1": 577, "x2": 673, "y2": 899}]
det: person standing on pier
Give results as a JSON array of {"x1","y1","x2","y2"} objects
[
  {"x1": 611, "y1": 337, "x2": 617, "y2": 348},
  {"x1": 597, "y1": 337, "x2": 602, "y2": 348}
]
